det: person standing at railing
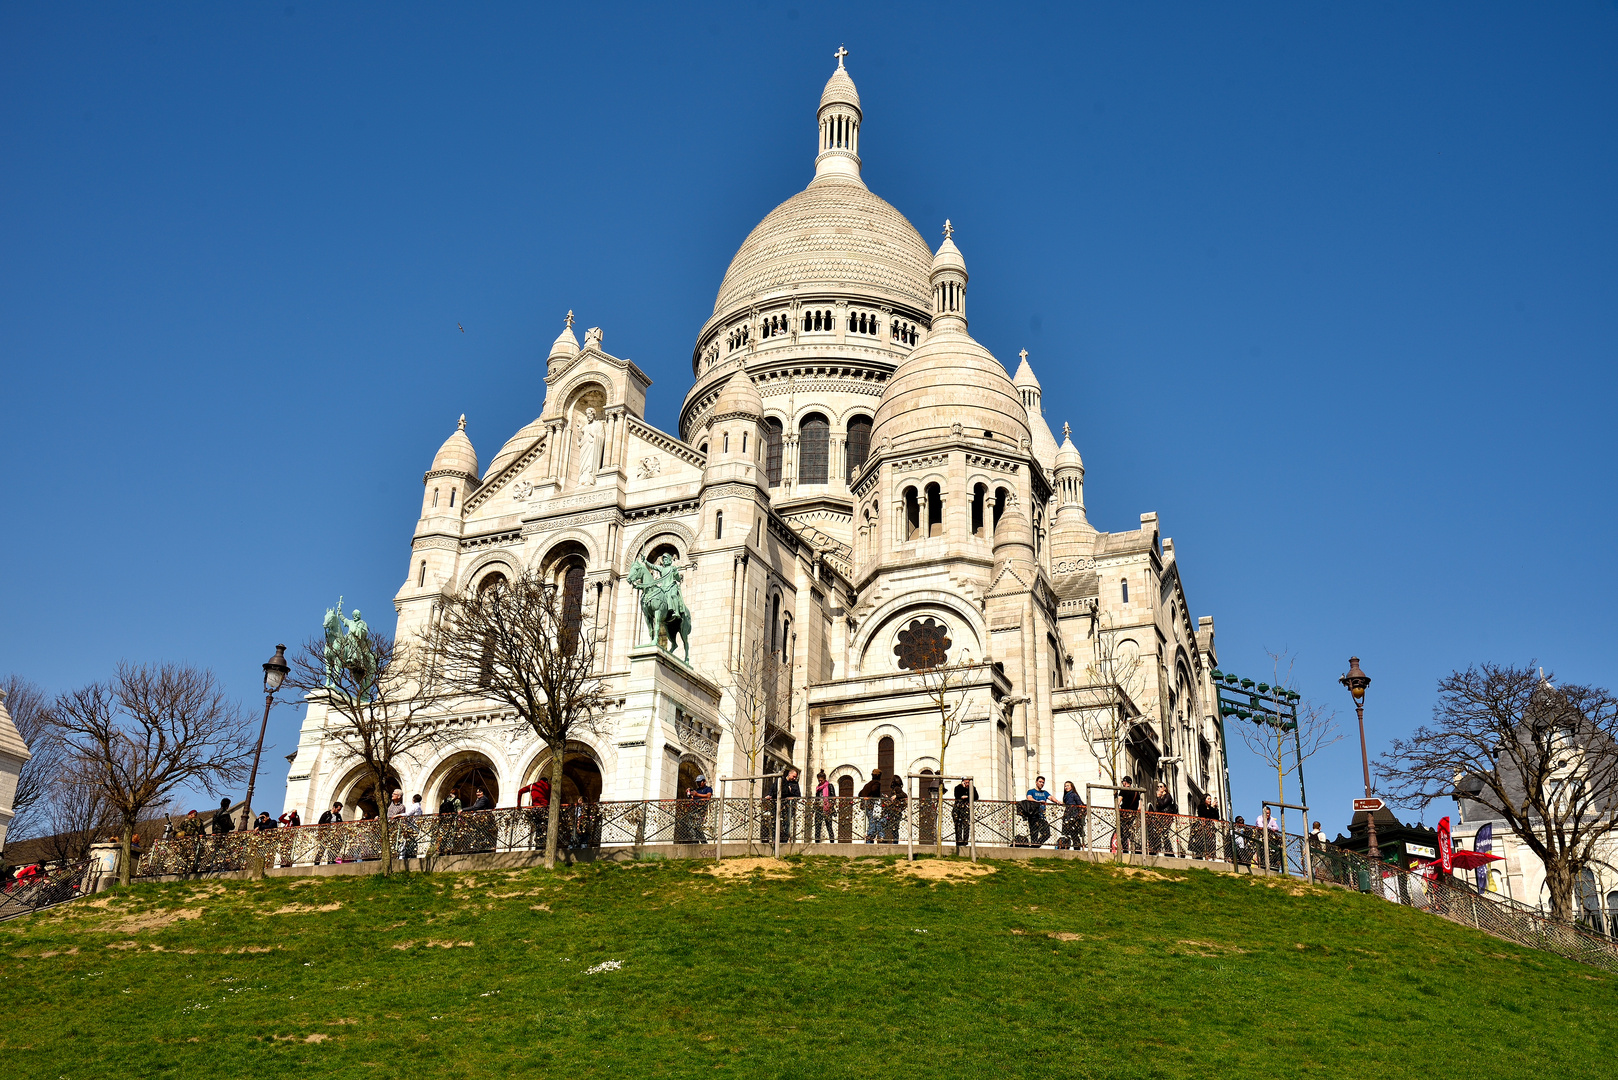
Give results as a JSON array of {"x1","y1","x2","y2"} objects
[
  {"x1": 881, "y1": 776, "x2": 907, "y2": 843},
  {"x1": 689, "y1": 774, "x2": 712, "y2": 845},
  {"x1": 466, "y1": 788, "x2": 496, "y2": 853},
  {"x1": 779, "y1": 768, "x2": 802, "y2": 844},
  {"x1": 860, "y1": 771, "x2": 884, "y2": 843},
  {"x1": 1059, "y1": 781, "x2": 1085, "y2": 851},
  {"x1": 1118, "y1": 777, "x2": 1142, "y2": 854},
  {"x1": 814, "y1": 770, "x2": 836, "y2": 843},
  {"x1": 953, "y1": 780, "x2": 979, "y2": 853},
  {"x1": 318, "y1": 801, "x2": 344, "y2": 864},
  {"x1": 1149, "y1": 783, "x2": 1179, "y2": 856},
  {"x1": 1024, "y1": 778, "x2": 1056, "y2": 847},
  {"x1": 1193, "y1": 795, "x2": 1219, "y2": 860},
  {"x1": 1258, "y1": 807, "x2": 1283, "y2": 870},
  {"x1": 1231, "y1": 815, "x2": 1253, "y2": 869},
  {"x1": 518, "y1": 777, "x2": 551, "y2": 852}
]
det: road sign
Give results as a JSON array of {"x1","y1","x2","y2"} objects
[{"x1": 1353, "y1": 797, "x2": 1385, "y2": 812}]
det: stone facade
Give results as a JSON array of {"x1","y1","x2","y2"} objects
[{"x1": 283, "y1": 55, "x2": 1231, "y2": 822}]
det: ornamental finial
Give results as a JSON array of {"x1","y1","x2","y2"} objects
[
  {"x1": 564, "y1": 309, "x2": 574, "y2": 330},
  {"x1": 834, "y1": 45, "x2": 848, "y2": 68},
  {"x1": 457, "y1": 414, "x2": 466, "y2": 431},
  {"x1": 1062, "y1": 422, "x2": 1071, "y2": 441},
  {"x1": 1019, "y1": 348, "x2": 1028, "y2": 364},
  {"x1": 943, "y1": 219, "x2": 953, "y2": 240}
]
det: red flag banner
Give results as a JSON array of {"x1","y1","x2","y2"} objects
[{"x1": 1438, "y1": 816, "x2": 1453, "y2": 874}]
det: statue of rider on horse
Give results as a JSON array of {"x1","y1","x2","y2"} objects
[
  {"x1": 322, "y1": 596, "x2": 376, "y2": 695},
  {"x1": 628, "y1": 553, "x2": 692, "y2": 663}
]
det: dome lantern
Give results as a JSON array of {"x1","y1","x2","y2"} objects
[
  {"x1": 930, "y1": 220, "x2": 968, "y2": 329},
  {"x1": 547, "y1": 310, "x2": 580, "y2": 370},
  {"x1": 815, "y1": 47, "x2": 864, "y2": 185}
]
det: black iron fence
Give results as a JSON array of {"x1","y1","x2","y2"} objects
[{"x1": 126, "y1": 797, "x2": 1618, "y2": 971}]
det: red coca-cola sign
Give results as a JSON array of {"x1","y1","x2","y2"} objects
[{"x1": 1437, "y1": 816, "x2": 1453, "y2": 874}]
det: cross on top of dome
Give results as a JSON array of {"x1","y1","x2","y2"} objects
[
  {"x1": 835, "y1": 45, "x2": 848, "y2": 68},
  {"x1": 943, "y1": 219, "x2": 954, "y2": 240}
]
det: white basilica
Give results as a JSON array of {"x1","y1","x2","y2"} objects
[{"x1": 282, "y1": 54, "x2": 1231, "y2": 823}]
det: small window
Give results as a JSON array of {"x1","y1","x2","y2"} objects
[
  {"x1": 1121, "y1": 580, "x2": 1129, "y2": 604},
  {"x1": 798, "y1": 414, "x2": 829, "y2": 485},
  {"x1": 449, "y1": 488, "x2": 456, "y2": 508},
  {"x1": 971, "y1": 484, "x2": 986, "y2": 537},
  {"x1": 723, "y1": 432, "x2": 730, "y2": 453},
  {"x1": 904, "y1": 487, "x2": 921, "y2": 540},
  {"x1": 926, "y1": 482, "x2": 943, "y2": 537},
  {"x1": 992, "y1": 487, "x2": 1007, "y2": 529},
  {"x1": 418, "y1": 561, "x2": 427, "y2": 587},
  {"x1": 716, "y1": 511, "x2": 723, "y2": 540},
  {"x1": 741, "y1": 432, "x2": 749, "y2": 455},
  {"x1": 765, "y1": 418, "x2": 784, "y2": 487},
  {"x1": 699, "y1": 442, "x2": 708, "y2": 455},
  {"x1": 432, "y1": 488, "x2": 439, "y2": 508},
  {"x1": 845, "y1": 416, "x2": 871, "y2": 483}
]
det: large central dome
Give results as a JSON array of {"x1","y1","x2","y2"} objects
[{"x1": 711, "y1": 177, "x2": 934, "y2": 318}]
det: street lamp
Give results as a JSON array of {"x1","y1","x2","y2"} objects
[
  {"x1": 241, "y1": 644, "x2": 290, "y2": 831},
  {"x1": 1339, "y1": 656, "x2": 1378, "y2": 860}
]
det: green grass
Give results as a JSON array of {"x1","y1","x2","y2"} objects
[{"x1": 2, "y1": 854, "x2": 1613, "y2": 1078}]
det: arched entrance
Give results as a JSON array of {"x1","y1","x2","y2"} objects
[
  {"x1": 527, "y1": 741, "x2": 603, "y2": 804},
  {"x1": 676, "y1": 759, "x2": 702, "y2": 799},
  {"x1": 434, "y1": 754, "x2": 500, "y2": 812},
  {"x1": 340, "y1": 770, "x2": 401, "y2": 820}
]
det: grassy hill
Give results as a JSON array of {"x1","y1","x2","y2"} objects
[{"x1": 2, "y1": 854, "x2": 1613, "y2": 1079}]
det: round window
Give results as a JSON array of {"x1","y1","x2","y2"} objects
[{"x1": 895, "y1": 617, "x2": 951, "y2": 671}]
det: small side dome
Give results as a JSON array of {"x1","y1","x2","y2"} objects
[
  {"x1": 710, "y1": 368, "x2": 764, "y2": 422},
  {"x1": 1055, "y1": 425, "x2": 1084, "y2": 471},
  {"x1": 931, "y1": 227, "x2": 967, "y2": 278},
  {"x1": 548, "y1": 310, "x2": 580, "y2": 365},
  {"x1": 1012, "y1": 351, "x2": 1040, "y2": 391},
  {"x1": 431, "y1": 415, "x2": 478, "y2": 477}
]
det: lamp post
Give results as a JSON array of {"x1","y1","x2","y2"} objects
[
  {"x1": 241, "y1": 644, "x2": 290, "y2": 831},
  {"x1": 1339, "y1": 656, "x2": 1378, "y2": 860}
]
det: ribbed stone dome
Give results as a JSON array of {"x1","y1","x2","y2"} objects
[
  {"x1": 483, "y1": 417, "x2": 544, "y2": 482},
  {"x1": 870, "y1": 325, "x2": 1030, "y2": 450},
  {"x1": 711, "y1": 178, "x2": 934, "y2": 319},
  {"x1": 430, "y1": 417, "x2": 478, "y2": 477}
]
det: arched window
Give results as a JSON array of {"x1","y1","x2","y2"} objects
[
  {"x1": 476, "y1": 572, "x2": 508, "y2": 686},
  {"x1": 418, "y1": 561, "x2": 427, "y2": 587},
  {"x1": 449, "y1": 487, "x2": 457, "y2": 508},
  {"x1": 1121, "y1": 579, "x2": 1130, "y2": 604},
  {"x1": 1049, "y1": 635, "x2": 1064, "y2": 689},
  {"x1": 925, "y1": 483, "x2": 943, "y2": 537},
  {"x1": 723, "y1": 432, "x2": 730, "y2": 454},
  {"x1": 715, "y1": 511, "x2": 723, "y2": 540},
  {"x1": 765, "y1": 418, "x2": 783, "y2": 487},
  {"x1": 903, "y1": 486, "x2": 921, "y2": 540},
  {"x1": 432, "y1": 488, "x2": 439, "y2": 508},
  {"x1": 798, "y1": 414, "x2": 829, "y2": 485},
  {"x1": 845, "y1": 415, "x2": 871, "y2": 482},
  {"x1": 699, "y1": 441, "x2": 708, "y2": 455},
  {"x1": 971, "y1": 483, "x2": 987, "y2": 537},
  {"x1": 992, "y1": 487, "x2": 1007, "y2": 529},
  {"x1": 560, "y1": 562, "x2": 585, "y2": 656},
  {"x1": 878, "y1": 736, "x2": 895, "y2": 780},
  {"x1": 771, "y1": 594, "x2": 782, "y2": 657},
  {"x1": 741, "y1": 432, "x2": 749, "y2": 455}
]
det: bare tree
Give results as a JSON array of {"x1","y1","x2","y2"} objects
[
  {"x1": 2, "y1": 675, "x2": 58, "y2": 842},
  {"x1": 50, "y1": 663, "x2": 254, "y2": 885},
  {"x1": 1233, "y1": 650, "x2": 1341, "y2": 830},
  {"x1": 38, "y1": 762, "x2": 121, "y2": 864},
  {"x1": 915, "y1": 656, "x2": 981, "y2": 854},
  {"x1": 286, "y1": 629, "x2": 447, "y2": 876},
  {"x1": 424, "y1": 569, "x2": 611, "y2": 870},
  {"x1": 719, "y1": 639, "x2": 779, "y2": 794},
  {"x1": 1379, "y1": 663, "x2": 1618, "y2": 923},
  {"x1": 1070, "y1": 614, "x2": 1147, "y2": 791}
]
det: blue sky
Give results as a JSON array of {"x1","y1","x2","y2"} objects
[{"x1": 3, "y1": 3, "x2": 1615, "y2": 833}]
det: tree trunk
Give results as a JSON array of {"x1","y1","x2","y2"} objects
[
  {"x1": 118, "y1": 819, "x2": 134, "y2": 887},
  {"x1": 1543, "y1": 858, "x2": 1578, "y2": 924},
  {"x1": 544, "y1": 747, "x2": 565, "y2": 870},
  {"x1": 376, "y1": 775, "x2": 393, "y2": 877}
]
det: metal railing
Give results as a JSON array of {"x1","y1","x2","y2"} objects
[
  {"x1": 0, "y1": 859, "x2": 95, "y2": 921},
  {"x1": 124, "y1": 796, "x2": 1618, "y2": 970}
]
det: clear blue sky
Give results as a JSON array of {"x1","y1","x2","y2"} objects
[{"x1": 4, "y1": 3, "x2": 1615, "y2": 834}]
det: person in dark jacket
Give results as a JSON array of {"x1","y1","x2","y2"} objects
[
  {"x1": 1118, "y1": 777, "x2": 1142, "y2": 853},
  {"x1": 859, "y1": 770, "x2": 884, "y2": 843},
  {"x1": 881, "y1": 776, "x2": 907, "y2": 843},
  {"x1": 1149, "y1": 782, "x2": 1179, "y2": 856},
  {"x1": 466, "y1": 788, "x2": 496, "y2": 853},
  {"x1": 778, "y1": 768, "x2": 802, "y2": 843},
  {"x1": 317, "y1": 801, "x2": 344, "y2": 864},
  {"x1": 252, "y1": 811, "x2": 278, "y2": 831},
  {"x1": 1060, "y1": 781, "x2": 1086, "y2": 850},
  {"x1": 952, "y1": 780, "x2": 980, "y2": 851},
  {"x1": 210, "y1": 798, "x2": 235, "y2": 835}
]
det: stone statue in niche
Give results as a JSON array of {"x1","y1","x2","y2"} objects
[{"x1": 576, "y1": 407, "x2": 603, "y2": 487}]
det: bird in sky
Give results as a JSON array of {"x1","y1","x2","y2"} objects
[{"x1": 457, "y1": 322, "x2": 465, "y2": 333}]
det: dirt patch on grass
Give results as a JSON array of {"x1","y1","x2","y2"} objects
[
  {"x1": 1108, "y1": 866, "x2": 1180, "y2": 882},
  {"x1": 107, "y1": 941, "x2": 141, "y2": 950},
  {"x1": 1048, "y1": 932, "x2": 1084, "y2": 942},
  {"x1": 1177, "y1": 939, "x2": 1250, "y2": 956},
  {"x1": 530, "y1": 903, "x2": 551, "y2": 913},
  {"x1": 393, "y1": 940, "x2": 474, "y2": 950},
  {"x1": 36, "y1": 948, "x2": 80, "y2": 958},
  {"x1": 113, "y1": 907, "x2": 202, "y2": 932},
  {"x1": 895, "y1": 860, "x2": 996, "y2": 883},
  {"x1": 1255, "y1": 877, "x2": 1318, "y2": 896},
  {"x1": 271, "y1": 902, "x2": 342, "y2": 915},
  {"x1": 704, "y1": 858, "x2": 795, "y2": 880}
]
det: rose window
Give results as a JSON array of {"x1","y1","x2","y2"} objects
[{"x1": 894, "y1": 617, "x2": 951, "y2": 671}]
